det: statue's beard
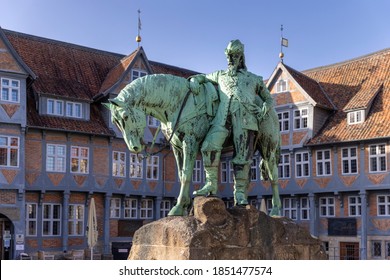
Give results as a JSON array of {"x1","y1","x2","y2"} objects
[{"x1": 227, "y1": 64, "x2": 238, "y2": 76}]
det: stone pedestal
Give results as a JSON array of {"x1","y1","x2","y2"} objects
[{"x1": 128, "y1": 197, "x2": 327, "y2": 260}]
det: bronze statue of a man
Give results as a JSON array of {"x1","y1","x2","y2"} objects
[{"x1": 190, "y1": 39, "x2": 273, "y2": 206}]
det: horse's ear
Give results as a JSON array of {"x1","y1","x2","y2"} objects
[{"x1": 108, "y1": 98, "x2": 126, "y2": 108}]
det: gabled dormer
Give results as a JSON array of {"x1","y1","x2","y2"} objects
[
  {"x1": 95, "y1": 47, "x2": 160, "y2": 141},
  {"x1": 96, "y1": 47, "x2": 153, "y2": 98},
  {"x1": 343, "y1": 80, "x2": 383, "y2": 125},
  {"x1": 0, "y1": 27, "x2": 36, "y2": 126},
  {"x1": 267, "y1": 62, "x2": 336, "y2": 147}
]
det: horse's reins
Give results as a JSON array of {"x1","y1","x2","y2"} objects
[{"x1": 141, "y1": 90, "x2": 192, "y2": 159}]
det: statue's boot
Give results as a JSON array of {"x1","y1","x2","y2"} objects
[
  {"x1": 234, "y1": 178, "x2": 249, "y2": 206},
  {"x1": 233, "y1": 163, "x2": 250, "y2": 206},
  {"x1": 193, "y1": 166, "x2": 218, "y2": 196}
]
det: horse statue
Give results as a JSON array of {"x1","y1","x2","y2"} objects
[{"x1": 104, "y1": 73, "x2": 281, "y2": 216}]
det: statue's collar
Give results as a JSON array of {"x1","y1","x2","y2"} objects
[{"x1": 222, "y1": 69, "x2": 247, "y2": 77}]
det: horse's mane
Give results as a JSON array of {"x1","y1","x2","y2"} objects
[{"x1": 118, "y1": 74, "x2": 189, "y2": 111}]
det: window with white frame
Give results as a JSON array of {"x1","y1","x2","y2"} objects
[
  {"x1": 160, "y1": 200, "x2": 171, "y2": 218},
  {"x1": 316, "y1": 150, "x2": 331, "y2": 176},
  {"x1": 42, "y1": 203, "x2": 61, "y2": 236},
  {"x1": 278, "y1": 153, "x2": 290, "y2": 179},
  {"x1": 300, "y1": 197, "x2": 310, "y2": 220},
  {"x1": 369, "y1": 144, "x2": 386, "y2": 173},
  {"x1": 276, "y1": 79, "x2": 287, "y2": 93},
  {"x1": 372, "y1": 241, "x2": 382, "y2": 258},
  {"x1": 140, "y1": 199, "x2": 153, "y2": 219},
  {"x1": 147, "y1": 116, "x2": 160, "y2": 127},
  {"x1": 377, "y1": 195, "x2": 390, "y2": 216},
  {"x1": 341, "y1": 147, "x2": 358, "y2": 175},
  {"x1": 146, "y1": 155, "x2": 159, "y2": 180},
  {"x1": 386, "y1": 241, "x2": 390, "y2": 258},
  {"x1": 129, "y1": 153, "x2": 143, "y2": 178},
  {"x1": 124, "y1": 198, "x2": 138, "y2": 219},
  {"x1": 348, "y1": 196, "x2": 361, "y2": 216},
  {"x1": 250, "y1": 199, "x2": 259, "y2": 209},
  {"x1": 113, "y1": 151, "x2": 126, "y2": 177},
  {"x1": 0, "y1": 136, "x2": 19, "y2": 167},
  {"x1": 266, "y1": 198, "x2": 273, "y2": 215},
  {"x1": 229, "y1": 161, "x2": 234, "y2": 183},
  {"x1": 294, "y1": 108, "x2": 308, "y2": 130},
  {"x1": 66, "y1": 101, "x2": 82, "y2": 118},
  {"x1": 1, "y1": 78, "x2": 20, "y2": 103},
  {"x1": 68, "y1": 204, "x2": 84, "y2": 236},
  {"x1": 192, "y1": 160, "x2": 202, "y2": 183},
  {"x1": 26, "y1": 203, "x2": 37, "y2": 236},
  {"x1": 278, "y1": 111, "x2": 290, "y2": 132},
  {"x1": 221, "y1": 161, "x2": 228, "y2": 183},
  {"x1": 348, "y1": 110, "x2": 364, "y2": 125},
  {"x1": 46, "y1": 144, "x2": 66, "y2": 172},
  {"x1": 132, "y1": 69, "x2": 147, "y2": 81},
  {"x1": 225, "y1": 200, "x2": 234, "y2": 209},
  {"x1": 283, "y1": 197, "x2": 297, "y2": 220},
  {"x1": 110, "y1": 198, "x2": 121, "y2": 218},
  {"x1": 295, "y1": 152, "x2": 310, "y2": 178},
  {"x1": 319, "y1": 197, "x2": 335, "y2": 217},
  {"x1": 251, "y1": 158, "x2": 258, "y2": 181},
  {"x1": 47, "y1": 99, "x2": 63, "y2": 116},
  {"x1": 71, "y1": 146, "x2": 89, "y2": 173}
]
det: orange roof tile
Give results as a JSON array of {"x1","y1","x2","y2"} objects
[
  {"x1": 3, "y1": 29, "x2": 197, "y2": 135},
  {"x1": 283, "y1": 64, "x2": 335, "y2": 110},
  {"x1": 304, "y1": 48, "x2": 390, "y2": 145},
  {"x1": 99, "y1": 49, "x2": 138, "y2": 95}
]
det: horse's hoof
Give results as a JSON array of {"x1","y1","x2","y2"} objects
[
  {"x1": 269, "y1": 207, "x2": 281, "y2": 217},
  {"x1": 193, "y1": 184, "x2": 217, "y2": 196},
  {"x1": 168, "y1": 206, "x2": 184, "y2": 216}
]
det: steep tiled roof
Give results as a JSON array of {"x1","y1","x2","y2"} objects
[
  {"x1": 3, "y1": 29, "x2": 197, "y2": 135},
  {"x1": 305, "y1": 48, "x2": 390, "y2": 145},
  {"x1": 4, "y1": 30, "x2": 123, "y2": 100},
  {"x1": 343, "y1": 80, "x2": 383, "y2": 112},
  {"x1": 150, "y1": 61, "x2": 199, "y2": 78},
  {"x1": 4, "y1": 29, "x2": 123, "y2": 135},
  {"x1": 283, "y1": 64, "x2": 335, "y2": 110},
  {"x1": 99, "y1": 49, "x2": 138, "y2": 95}
]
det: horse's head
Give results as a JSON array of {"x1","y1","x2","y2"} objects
[{"x1": 104, "y1": 98, "x2": 146, "y2": 153}]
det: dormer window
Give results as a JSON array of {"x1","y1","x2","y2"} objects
[
  {"x1": 276, "y1": 79, "x2": 288, "y2": 93},
  {"x1": 46, "y1": 98, "x2": 85, "y2": 119},
  {"x1": 47, "y1": 99, "x2": 63, "y2": 116},
  {"x1": 348, "y1": 110, "x2": 365, "y2": 125},
  {"x1": 66, "y1": 102, "x2": 82, "y2": 118},
  {"x1": 1, "y1": 78, "x2": 20, "y2": 103},
  {"x1": 132, "y1": 69, "x2": 147, "y2": 81}
]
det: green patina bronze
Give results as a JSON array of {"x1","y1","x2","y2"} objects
[{"x1": 105, "y1": 39, "x2": 282, "y2": 216}]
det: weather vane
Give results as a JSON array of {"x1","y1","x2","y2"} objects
[
  {"x1": 136, "y1": 9, "x2": 142, "y2": 47},
  {"x1": 280, "y1": 24, "x2": 288, "y2": 62}
]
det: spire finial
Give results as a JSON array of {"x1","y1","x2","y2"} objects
[
  {"x1": 136, "y1": 9, "x2": 142, "y2": 47},
  {"x1": 279, "y1": 24, "x2": 288, "y2": 62}
]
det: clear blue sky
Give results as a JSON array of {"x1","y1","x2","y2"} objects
[{"x1": 1, "y1": 0, "x2": 390, "y2": 78}]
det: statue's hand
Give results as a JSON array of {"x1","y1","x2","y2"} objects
[
  {"x1": 189, "y1": 77, "x2": 200, "y2": 95},
  {"x1": 257, "y1": 103, "x2": 269, "y2": 120}
]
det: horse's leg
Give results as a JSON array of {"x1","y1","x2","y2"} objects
[
  {"x1": 269, "y1": 180, "x2": 282, "y2": 216},
  {"x1": 168, "y1": 136, "x2": 198, "y2": 216},
  {"x1": 172, "y1": 146, "x2": 183, "y2": 183},
  {"x1": 266, "y1": 151, "x2": 282, "y2": 216}
]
